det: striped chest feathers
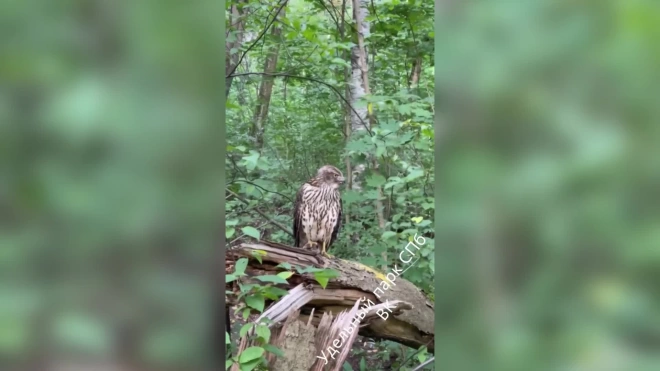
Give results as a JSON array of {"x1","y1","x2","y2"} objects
[{"x1": 301, "y1": 184, "x2": 340, "y2": 233}]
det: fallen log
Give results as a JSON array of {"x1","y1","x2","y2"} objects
[{"x1": 226, "y1": 240, "x2": 435, "y2": 359}]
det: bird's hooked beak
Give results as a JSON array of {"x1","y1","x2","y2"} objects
[{"x1": 338, "y1": 176, "x2": 346, "y2": 184}]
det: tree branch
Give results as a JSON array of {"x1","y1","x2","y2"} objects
[
  {"x1": 395, "y1": 337, "x2": 435, "y2": 371},
  {"x1": 410, "y1": 357, "x2": 434, "y2": 371},
  {"x1": 226, "y1": 189, "x2": 294, "y2": 237},
  {"x1": 226, "y1": 0, "x2": 289, "y2": 79},
  {"x1": 228, "y1": 72, "x2": 374, "y2": 136}
]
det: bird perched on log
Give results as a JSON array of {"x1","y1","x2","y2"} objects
[{"x1": 293, "y1": 165, "x2": 344, "y2": 257}]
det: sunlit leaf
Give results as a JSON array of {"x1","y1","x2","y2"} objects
[
  {"x1": 241, "y1": 226, "x2": 260, "y2": 240},
  {"x1": 235, "y1": 258, "x2": 248, "y2": 276},
  {"x1": 255, "y1": 275, "x2": 289, "y2": 284}
]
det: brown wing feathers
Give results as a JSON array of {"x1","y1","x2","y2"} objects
[
  {"x1": 329, "y1": 197, "x2": 342, "y2": 247},
  {"x1": 292, "y1": 186, "x2": 305, "y2": 247}
]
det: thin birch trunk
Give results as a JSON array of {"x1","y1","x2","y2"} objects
[
  {"x1": 409, "y1": 56, "x2": 422, "y2": 88},
  {"x1": 339, "y1": 0, "x2": 352, "y2": 226},
  {"x1": 351, "y1": 0, "x2": 388, "y2": 271},
  {"x1": 348, "y1": 0, "x2": 369, "y2": 190}
]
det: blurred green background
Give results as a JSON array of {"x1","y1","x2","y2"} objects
[
  {"x1": 3, "y1": 0, "x2": 660, "y2": 369},
  {"x1": 435, "y1": 0, "x2": 660, "y2": 370},
  {"x1": 1, "y1": 1, "x2": 224, "y2": 370}
]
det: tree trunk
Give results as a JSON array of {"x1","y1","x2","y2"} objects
[
  {"x1": 339, "y1": 0, "x2": 352, "y2": 225},
  {"x1": 225, "y1": 0, "x2": 245, "y2": 101},
  {"x1": 251, "y1": 6, "x2": 286, "y2": 149},
  {"x1": 350, "y1": 0, "x2": 388, "y2": 271},
  {"x1": 409, "y1": 56, "x2": 422, "y2": 88}
]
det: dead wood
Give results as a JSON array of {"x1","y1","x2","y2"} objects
[{"x1": 226, "y1": 240, "x2": 435, "y2": 358}]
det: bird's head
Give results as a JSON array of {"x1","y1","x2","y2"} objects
[{"x1": 316, "y1": 165, "x2": 345, "y2": 189}]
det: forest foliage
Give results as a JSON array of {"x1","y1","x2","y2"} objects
[
  {"x1": 225, "y1": 0, "x2": 434, "y2": 369},
  {"x1": 225, "y1": 0, "x2": 434, "y2": 291},
  {"x1": 2, "y1": 0, "x2": 660, "y2": 370}
]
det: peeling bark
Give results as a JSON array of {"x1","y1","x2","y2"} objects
[{"x1": 348, "y1": 0, "x2": 369, "y2": 191}]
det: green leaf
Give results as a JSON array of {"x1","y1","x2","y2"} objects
[
  {"x1": 406, "y1": 168, "x2": 425, "y2": 181},
  {"x1": 411, "y1": 217, "x2": 423, "y2": 224},
  {"x1": 242, "y1": 308, "x2": 251, "y2": 320},
  {"x1": 263, "y1": 344, "x2": 285, "y2": 358},
  {"x1": 245, "y1": 294, "x2": 265, "y2": 313},
  {"x1": 255, "y1": 325, "x2": 271, "y2": 343},
  {"x1": 262, "y1": 287, "x2": 289, "y2": 300},
  {"x1": 241, "y1": 226, "x2": 260, "y2": 240},
  {"x1": 238, "y1": 283, "x2": 257, "y2": 292},
  {"x1": 238, "y1": 346, "x2": 265, "y2": 364},
  {"x1": 226, "y1": 359, "x2": 234, "y2": 370},
  {"x1": 239, "y1": 357, "x2": 262, "y2": 371},
  {"x1": 333, "y1": 41, "x2": 355, "y2": 50},
  {"x1": 343, "y1": 363, "x2": 355, "y2": 371},
  {"x1": 277, "y1": 271, "x2": 294, "y2": 280},
  {"x1": 382, "y1": 231, "x2": 397, "y2": 240},
  {"x1": 226, "y1": 227, "x2": 235, "y2": 239},
  {"x1": 366, "y1": 174, "x2": 386, "y2": 187},
  {"x1": 242, "y1": 151, "x2": 260, "y2": 171},
  {"x1": 239, "y1": 323, "x2": 253, "y2": 338},
  {"x1": 226, "y1": 274, "x2": 236, "y2": 283},
  {"x1": 251, "y1": 250, "x2": 266, "y2": 264},
  {"x1": 331, "y1": 57, "x2": 350, "y2": 67},
  {"x1": 398, "y1": 104, "x2": 412, "y2": 115},
  {"x1": 303, "y1": 28, "x2": 315, "y2": 41},
  {"x1": 342, "y1": 190, "x2": 362, "y2": 204},
  {"x1": 384, "y1": 178, "x2": 403, "y2": 189},
  {"x1": 235, "y1": 258, "x2": 248, "y2": 276},
  {"x1": 276, "y1": 262, "x2": 292, "y2": 270},
  {"x1": 226, "y1": 332, "x2": 230, "y2": 344},
  {"x1": 418, "y1": 220, "x2": 432, "y2": 227},
  {"x1": 313, "y1": 269, "x2": 340, "y2": 289},
  {"x1": 255, "y1": 275, "x2": 289, "y2": 284},
  {"x1": 314, "y1": 274, "x2": 330, "y2": 289},
  {"x1": 375, "y1": 144, "x2": 385, "y2": 157}
]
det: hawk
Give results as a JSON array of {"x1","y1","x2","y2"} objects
[{"x1": 293, "y1": 165, "x2": 345, "y2": 257}]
